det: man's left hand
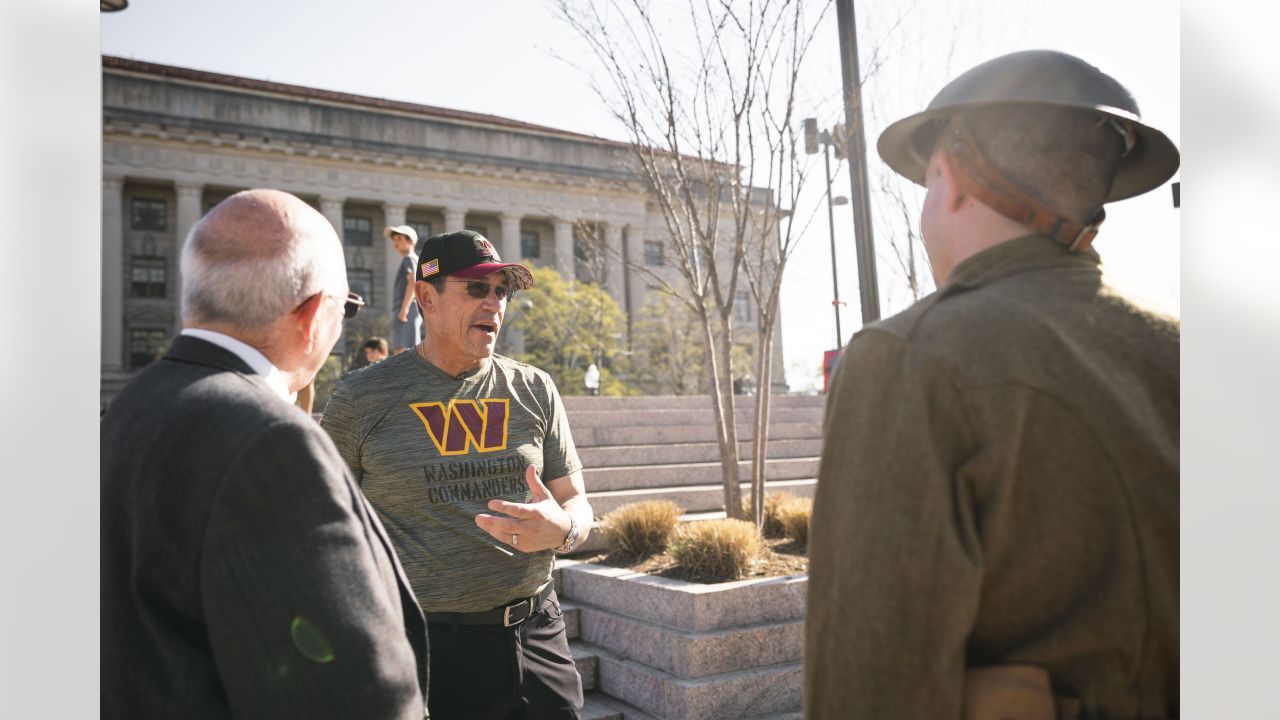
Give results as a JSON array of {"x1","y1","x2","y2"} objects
[{"x1": 475, "y1": 465, "x2": 572, "y2": 553}]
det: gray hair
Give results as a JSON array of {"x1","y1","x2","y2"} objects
[{"x1": 180, "y1": 194, "x2": 341, "y2": 329}]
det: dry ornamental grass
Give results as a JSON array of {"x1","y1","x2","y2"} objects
[
  {"x1": 668, "y1": 518, "x2": 764, "y2": 582},
  {"x1": 741, "y1": 491, "x2": 801, "y2": 538},
  {"x1": 598, "y1": 500, "x2": 682, "y2": 559},
  {"x1": 775, "y1": 496, "x2": 813, "y2": 548}
]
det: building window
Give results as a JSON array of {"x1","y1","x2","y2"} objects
[
  {"x1": 409, "y1": 222, "x2": 432, "y2": 245},
  {"x1": 644, "y1": 240, "x2": 664, "y2": 267},
  {"x1": 521, "y1": 230, "x2": 541, "y2": 258},
  {"x1": 734, "y1": 291, "x2": 753, "y2": 322},
  {"x1": 131, "y1": 199, "x2": 167, "y2": 231},
  {"x1": 130, "y1": 328, "x2": 169, "y2": 369},
  {"x1": 130, "y1": 256, "x2": 167, "y2": 298},
  {"x1": 347, "y1": 269, "x2": 374, "y2": 307},
  {"x1": 343, "y1": 215, "x2": 372, "y2": 246}
]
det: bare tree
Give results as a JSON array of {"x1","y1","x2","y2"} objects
[
  {"x1": 736, "y1": 2, "x2": 830, "y2": 528},
  {"x1": 559, "y1": 0, "x2": 831, "y2": 520}
]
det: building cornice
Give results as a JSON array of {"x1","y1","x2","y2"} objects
[{"x1": 102, "y1": 56, "x2": 630, "y2": 149}]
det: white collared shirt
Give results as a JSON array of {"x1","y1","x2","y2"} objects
[{"x1": 180, "y1": 328, "x2": 297, "y2": 403}]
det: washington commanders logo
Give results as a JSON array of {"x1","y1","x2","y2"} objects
[
  {"x1": 475, "y1": 236, "x2": 498, "y2": 259},
  {"x1": 409, "y1": 399, "x2": 509, "y2": 455}
]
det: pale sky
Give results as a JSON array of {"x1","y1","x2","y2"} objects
[{"x1": 102, "y1": 0, "x2": 1180, "y2": 392}]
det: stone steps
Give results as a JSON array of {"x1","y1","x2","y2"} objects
[
  {"x1": 572, "y1": 640, "x2": 600, "y2": 692},
  {"x1": 574, "y1": 421, "x2": 821, "y2": 448},
  {"x1": 577, "y1": 438, "x2": 822, "y2": 467},
  {"x1": 584, "y1": 456, "x2": 818, "y2": 492},
  {"x1": 582, "y1": 691, "x2": 630, "y2": 720},
  {"x1": 588, "y1": 478, "x2": 816, "y2": 517},
  {"x1": 569, "y1": 406, "x2": 822, "y2": 430},
  {"x1": 563, "y1": 395, "x2": 824, "y2": 411}
]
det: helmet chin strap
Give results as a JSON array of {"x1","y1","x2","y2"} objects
[{"x1": 944, "y1": 117, "x2": 1106, "y2": 253}]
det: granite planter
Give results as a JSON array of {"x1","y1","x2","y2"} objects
[{"x1": 556, "y1": 559, "x2": 807, "y2": 720}]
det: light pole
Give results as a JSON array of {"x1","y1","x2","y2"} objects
[
  {"x1": 835, "y1": 0, "x2": 882, "y2": 323},
  {"x1": 804, "y1": 119, "x2": 850, "y2": 349}
]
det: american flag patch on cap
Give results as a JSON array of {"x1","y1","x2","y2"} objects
[{"x1": 421, "y1": 258, "x2": 440, "y2": 277}]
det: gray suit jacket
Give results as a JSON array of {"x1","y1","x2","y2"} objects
[{"x1": 102, "y1": 335, "x2": 428, "y2": 719}]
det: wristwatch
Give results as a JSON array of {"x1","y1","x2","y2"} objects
[{"x1": 554, "y1": 516, "x2": 581, "y2": 554}]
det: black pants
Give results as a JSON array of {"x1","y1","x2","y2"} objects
[{"x1": 426, "y1": 589, "x2": 583, "y2": 720}]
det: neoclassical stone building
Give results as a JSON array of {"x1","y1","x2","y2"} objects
[{"x1": 101, "y1": 56, "x2": 784, "y2": 404}]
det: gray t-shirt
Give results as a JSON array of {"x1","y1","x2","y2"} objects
[
  {"x1": 322, "y1": 351, "x2": 582, "y2": 612},
  {"x1": 392, "y1": 253, "x2": 421, "y2": 319}
]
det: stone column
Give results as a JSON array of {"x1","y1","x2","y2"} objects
[
  {"x1": 173, "y1": 183, "x2": 203, "y2": 333},
  {"x1": 625, "y1": 224, "x2": 646, "y2": 338},
  {"x1": 102, "y1": 176, "x2": 125, "y2": 370},
  {"x1": 553, "y1": 218, "x2": 574, "y2": 279},
  {"x1": 499, "y1": 213, "x2": 523, "y2": 262},
  {"x1": 444, "y1": 207, "x2": 467, "y2": 232},
  {"x1": 499, "y1": 213, "x2": 526, "y2": 356},
  {"x1": 383, "y1": 203, "x2": 407, "y2": 314},
  {"x1": 604, "y1": 222, "x2": 626, "y2": 308},
  {"x1": 320, "y1": 197, "x2": 345, "y2": 239}
]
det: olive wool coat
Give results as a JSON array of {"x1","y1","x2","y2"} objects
[{"x1": 805, "y1": 235, "x2": 1179, "y2": 718}]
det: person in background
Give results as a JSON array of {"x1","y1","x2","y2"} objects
[
  {"x1": 101, "y1": 189, "x2": 428, "y2": 718},
  {"x1": 385, "y1": 224, "x2": 422, "y2": 354},
  {"x1": 364, "y1": 336, "x2": 390, "y2": 365},
  {"x1": 805, "y1": 50, "x2": 1180, "y2": 719}
]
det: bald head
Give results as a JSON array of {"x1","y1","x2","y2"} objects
[{"x1": 182, "y1": 189, "x2": 346, "y2": 330}]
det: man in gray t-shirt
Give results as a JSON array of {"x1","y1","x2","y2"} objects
[
  {"x1": 323, "y1": 229, "x2": 592, "y2": 720},
  {"x1": 384, "y1": 225, "x2": 422, "y2": 354}
]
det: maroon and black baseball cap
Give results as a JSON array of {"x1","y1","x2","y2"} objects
[{"x1": 415, "y1": 230, "x2": 534, "y2": 289}]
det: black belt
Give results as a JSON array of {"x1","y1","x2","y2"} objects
[{"x1": 425, "y1": 585, "x2": 552, "y2": 628}]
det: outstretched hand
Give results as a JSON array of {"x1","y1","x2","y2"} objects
[{"x1": 475, "y1": 465, "x2": 572, "y2": 553}]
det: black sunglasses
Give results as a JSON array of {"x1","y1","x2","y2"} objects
[
  {"x1": 341, "y1": 291, "x2": 365, "y2": 319},
  {"x1": 442, "y1": 279, "x2": 515, "y2": 302}
]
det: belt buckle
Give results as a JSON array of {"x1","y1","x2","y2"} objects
[{"x1": 502, "y1": 598, "x2": 530, "y2": 627}]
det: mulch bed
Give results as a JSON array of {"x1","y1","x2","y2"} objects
[{"x1": 574, "y1": 536, "x2": 808, "y2": 584}]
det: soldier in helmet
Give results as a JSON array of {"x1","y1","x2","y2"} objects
[{"x1": 805, "y1": 51, "x2": 1179, "y2": 718}]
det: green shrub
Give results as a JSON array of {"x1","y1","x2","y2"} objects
[
  {"x1": 599, "y1": 500, "x2": 682, "y2": 559},
  {"x1": 669, "y1": 519, "x2": 763, "y2": 581},
  {"x1": 741, "y1": 491, "x2": 799, "y2": 538},
  {"x1": 775, "y1": 496, "x2": 813, "y2": 548}
]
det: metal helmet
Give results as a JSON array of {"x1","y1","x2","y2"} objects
[{"x1": 877, "y1": 50, "x2": 1179, "y2": 202}]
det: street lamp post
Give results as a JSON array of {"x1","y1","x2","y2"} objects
[
  {"x1": 823, "y1": 145, "x2": 851, "y2": 349},
  {"x1": 805, "y1": 118, "x2": 851, "y2": 349},
  {"x1": 835, "y1": 0, "x2": 882, "y2": 323}
]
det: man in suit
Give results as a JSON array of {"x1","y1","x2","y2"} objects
[{"x1": 101, "y1": 189, "x2": 428, "y2": 719}]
